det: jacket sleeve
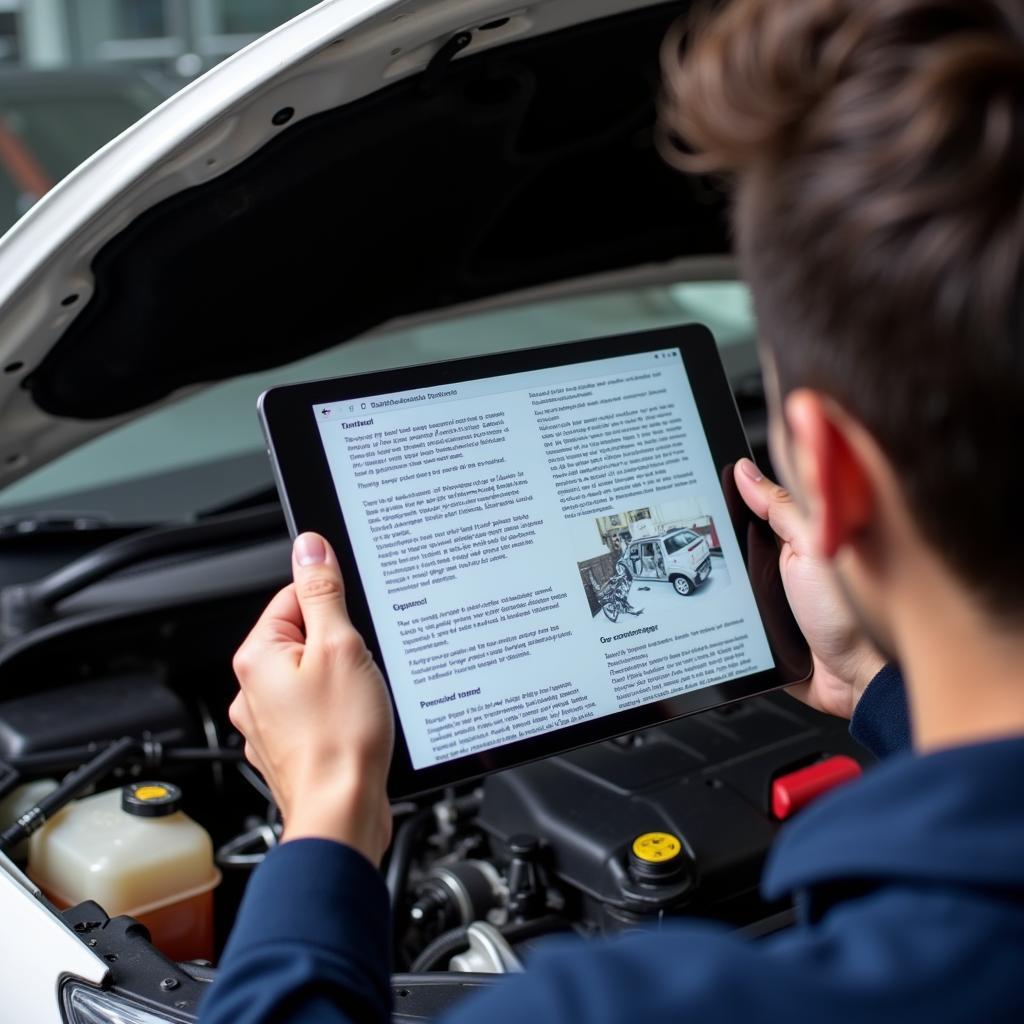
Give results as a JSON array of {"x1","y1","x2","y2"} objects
[
  {"x1": 434, "y1": 884, "x2": 1019, "y2": 1024},
  {"x1": 849, "y1": 663, "x2": 910, "y2": 758},
  {"x1": 198, "y1": 839, "x2": 392, "y2": 1024}
]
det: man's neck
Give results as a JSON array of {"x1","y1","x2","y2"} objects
[{"x1": 895, "y1": 571, "x2": 1024, "y2": 753}]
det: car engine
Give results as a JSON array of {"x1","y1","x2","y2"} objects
[{"x1": 0, "y1": 603, "x2": 867, "y2": 1021}]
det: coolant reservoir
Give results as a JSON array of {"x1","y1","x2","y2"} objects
[
  {"x1": 0, "y1": 779, "x2": 57, "y2": 863},
  {"x1": 28, "y1": 781, "x2": 220, "y2": 962}
]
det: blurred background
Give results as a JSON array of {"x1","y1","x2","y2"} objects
[{"x1": 0, "y1": 0, "x2": 310, "y2": 233}]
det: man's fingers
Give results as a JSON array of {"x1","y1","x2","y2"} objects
[
  {"x1": 243, "y1": 741, "x2": 268, "y2": 778},
  {"x1": 233, "y1": 585, "x2": 304, "y2": 681},
  {"x1": 229, "y1": 694, "x2": 270, "y2": 775},
  {"x1": 243, "y1": 584, "x2": 304, "y2": 647},
  {"x1": 292, "y1": 532, "x2": 352, "y2": 645},
  {"x1": 228, "y1": 691, "x2": 253, "y2": 742},
  {"x1": 734, "y1": 459, "x2": 803, "y2": 546}
]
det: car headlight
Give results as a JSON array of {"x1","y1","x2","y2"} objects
[{"x1": 62, "y1": 982, "x2": 187, "y2": 1024}]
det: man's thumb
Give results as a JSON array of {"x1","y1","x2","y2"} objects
[
  {"x1": 733, "y1": 459, "x2": 801, "y2": 545},
  {"x1": 292, "y1": 532, "x2": 350, "y2": 641}
]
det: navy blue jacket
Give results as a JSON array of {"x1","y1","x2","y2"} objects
[{"x1": 200, "y1": 667, "x2": 1024, "y2": 1023}]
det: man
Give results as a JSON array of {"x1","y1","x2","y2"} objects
[{"x1": 201, "y1": 0, "x2": 1024, "y2": 1020}]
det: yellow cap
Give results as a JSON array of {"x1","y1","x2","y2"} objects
[
  {"x1": 134, "y1": 785, "x2": 170, "y2": 801},
  {"x1": 631, "y1": 831, "x2": 682, "y2": 864},
  {"x1": 122, "y1": 780, "x2": 182, "y2": 817}
]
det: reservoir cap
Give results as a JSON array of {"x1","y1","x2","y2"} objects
[
  {"x1": 629, "y1": 830, "x2": 685, "y2": 882},
  {"x1": 122, "y1": 781, "x2": 182, "y2": 818}
]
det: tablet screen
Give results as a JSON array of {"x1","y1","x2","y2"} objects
[{"x1": 311, "y1": 347, "x2": 775, "y2": 770}]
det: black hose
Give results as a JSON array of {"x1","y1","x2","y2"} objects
[
  {"x1": 385, "y1": 806, "x2": 436, "y2": 908},
  {"x1": 408, "y1": 915, "x2": 570, "y2": 974},
  {"x1": 1, "y1": 505, "x2": 285, "y2": 636},
  {"x1": 236, "y1": 761, "x2": 274, "y2": 803},
  {"x1": 0, "y1": 736, "x2": 138, "y2": 853},
  {"x1": 503, "y1": 914, "x2": 571, "y2": 944},
  {"x1": 165, "y1": 747, "x2": 246, "y2": 763},
  {"x1": 409, "y1": 926, "x2": 470, "y2": 973},
  {"x1": 9, "y1": 743, "x2": 245, "y2": 776}
]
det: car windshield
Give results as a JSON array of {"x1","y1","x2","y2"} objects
[
  {"x1": 0, "y1": 280, "x2": 756, "y2": 523},
  {"x1": 663, "y1": 529, "x2": 700, "y2": 555}
]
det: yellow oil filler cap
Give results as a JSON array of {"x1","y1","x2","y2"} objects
[{"x1": 629, "y1": 831, "x2": 686, "y2": 883}]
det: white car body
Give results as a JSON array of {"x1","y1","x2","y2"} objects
[
  {"x1": 0, "y1": 851, "x2": 107, "y2": 1023},
  {"x1": 622, "y1": 528, "x2": 712, "y2": 595}
]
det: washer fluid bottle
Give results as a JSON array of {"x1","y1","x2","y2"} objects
[{"x1": 28, "y1": 781, "x2": 221, "y2": 962}]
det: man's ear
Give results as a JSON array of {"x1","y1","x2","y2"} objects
[{"x1": 783, "y1": 389, "x2": 873, "y2": 559}]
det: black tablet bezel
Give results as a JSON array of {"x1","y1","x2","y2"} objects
[{"x1": 259, "y1": 324, "x2": 811, "y2": 797}]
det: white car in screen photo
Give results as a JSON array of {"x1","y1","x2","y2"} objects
[{"x1": 620, "y1": 525, "x2": 712, "y2": 596}]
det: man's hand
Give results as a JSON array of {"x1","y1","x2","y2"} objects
[
  {"x1": 735, "y1": 459, "x2": 885, "y2": 719},
  {"x1": 229, "y1": 532, "x2": 394, "y2": 865}
]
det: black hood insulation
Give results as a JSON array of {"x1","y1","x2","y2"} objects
[{"x1": 29, "y1": 1, "x2": 728, "y2": 419}]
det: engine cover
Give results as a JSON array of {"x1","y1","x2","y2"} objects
[{"x1": 479, "y1": 694, "x2": 869, "y2": 928}]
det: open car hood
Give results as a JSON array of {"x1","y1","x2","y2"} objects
[{"x1": 0, "y1": 0, "x2": 729, "y2": 487}]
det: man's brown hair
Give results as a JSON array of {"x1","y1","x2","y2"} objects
[{"x1": 662, "y1": 0, "x2": 1024, "y2": 612}]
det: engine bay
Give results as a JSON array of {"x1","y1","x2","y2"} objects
[{"x1": 0, "y1": 567, "x2": 868, "y2": 1019}]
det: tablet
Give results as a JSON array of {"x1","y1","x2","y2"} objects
[{"x1": 259, "y1": 325, "x2": 810, "y2": 797}]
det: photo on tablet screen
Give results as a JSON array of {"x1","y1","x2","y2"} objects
[
  {"x1": 301, "y1": 345, "x2": 778, "y2": 771},
  {"x1": 577, "y1": 498, "x2": 729, "y2": 624}
]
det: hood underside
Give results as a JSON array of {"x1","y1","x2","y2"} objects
[{"x1": 26, "y1": 1, "x2": 727, "y2": 420}]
